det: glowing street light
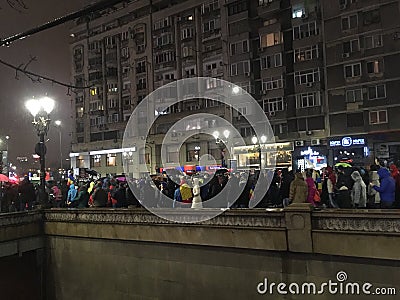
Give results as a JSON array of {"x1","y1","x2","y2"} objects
[{"x1": 25, "y1": 96, "x2": 56, "y2": 206}]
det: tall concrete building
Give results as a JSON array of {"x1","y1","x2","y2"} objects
[{"x1": 68, "y1": 0, "x2": 400, "y2": 177}]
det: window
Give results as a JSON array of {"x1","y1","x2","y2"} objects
[
  {"x1": 166, "y1": 145, "x2": 179, "y2": 163},
  {"x1": 181, "y1": 27, "x2": 194, "y2": 39},
  {"x1": 90, "y1": 87, "x2": 99, "y2": 96},
  {"x1": 294, "y1": 45, "x2": 319, "y2": 62},
  {"x1": 106, "y1": 154, "x2": 117, "y2": 166},
  {"x1": 186, "y1": 143, "x2": 201, "y2": 162},
  {"x1": 259, "y1": 0, "x2": 273, "y2": 6},
  {"x1": 347, "y1": 113, "x2": 364, "y2": 127},
  {"x1": 368, "y1": 84, "x2": 386, "y2": 100},
  {"x1": 203, "y1": 19, "x2": 220, "y2": 32},
  {"x1": 108, "y1": 83, "x2": 118, "y2": 93},
  {"x1": 228, "y1": 1, "x2": 247, "y2": 16},
  {"x1": 366, "y1": 60, "x2": 383, "y2": 74},
  {"x1": 369, "y1": 110, "x2": 387, "y2": 124},
  {"x1": 262, "y1": 76, "x2": 284, "y2": 91},
  {"x1": 153, "y1": 17, "x2": 171, "y2": 30},
  {"x1": 263, "y1": 97, "x2": 285, "y2": 112},
  {"x1": 155, "y1": 33, "x2": 173, "y2": 47},
  {"x1": 346, "y1": 89, "x2": 363, "y2": 102},
  {"x1": 292, "y1": 4, "x2": 306, "y2": 18},
  {"x1": 108, "y1": 98, "x2": 117, "y2": 109},
  {"x1": 185, "y1": 67, "x2": 196, "y2": 77},
  {"x1": 230, "y1": 40, "x2": 249, "y2": 55},
  {"x1": 154, "y1": 51, "x2": 176, "y2": 64},
  {"x1": 201, "y1": 0, "x2": 219, "y2": 14},
  {"x1": 294, "y1": 68, "x2": 320, "y2": 85},
  {"x1": 363, "y1": 9, "x2": 380, "y2": 25},
  {"x1": 121, "y1": 47, "x2": 129, "y2": 59},
  {"x1": 136, "y1": 60, "x2": 146, "y2": 73},
  {"x1": 77, "y1": 107, "x2": 84, "y2": 118},
  {"x1": 137, "y1": 78, "x2": 147, "y2": 90},
  {"x1": 344, "y1": 63, "x2": 361, "y2": 78},
  {"x1": 293, "y1": 22, "x2": 318, "y2": 40},
  {"x1": 261, "y1": 53, "x2": 282, "y2": 69},
  {"x1": 230, "y1": 61, "x2": 250, "y2": 76},
  {"x1": 296, "y1": 92, "x2": 321, "y2": 108},
  {"x1": 260, "y1": 32, "x2": 283, "y2": 48},
  {"x1": 343, "y1": 39, "x2": 360, "y2": 53},
  {"x1": 182, "y1": 47, "x2": 194, "y2": 57},
  {"x1": 240, "y1": 127, "x2": 254, "y2": 137},
  {"x1": 263, "y1": 18, "x2": 277, "y2": 26},
  {"x1": 341, "y1": 14, "x2": 357, "y2": 30},
  {"x1": 364, "y1": 34, "x2": 383, "y2": 49},
  {"x1": 121, "y1": 31, "x2": 129, "y2": 41}
]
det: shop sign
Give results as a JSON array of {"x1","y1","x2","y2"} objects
[
  {"x1": 329, "y1": 136, "x2": 366, "y2": 148},
  {"x1": 300, "y1": 147, "x2": 320, "y2": 156}
]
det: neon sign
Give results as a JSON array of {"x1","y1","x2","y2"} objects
[{"x1": 330, "y1": 137, "x2": 366, "y2": 147}]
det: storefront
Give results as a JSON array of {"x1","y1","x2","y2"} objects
[
  {"x1": 371, "y1": 131, "x2": 400, "y2": 166},
  {"x1": 328, "y1": 136, "x2": 369, "y2": 167},
  {"x1": 233, "y1": 142, "x2": 293, "y2": 170},
  {"x1": 293, "y1": 146, "x2": 328, "y2": 172}
]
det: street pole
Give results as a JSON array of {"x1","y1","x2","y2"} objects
[
  {"x1": 39, "y1": 132, "x2": 46, "y2": 204},
  {"x1": 59, "y1": 129, "x2": 62, "y2": 176}
]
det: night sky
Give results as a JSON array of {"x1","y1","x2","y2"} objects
[{"x1": 0, "y1": 0, "x2": 87, "y2": 170}]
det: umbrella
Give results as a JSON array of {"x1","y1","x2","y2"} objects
[
  {"x1": 335, "y1": 162, "x2": 352, "y2": 168},
  {"x1": 0, "y1": 174, "x2": 9, "y2": 182}
]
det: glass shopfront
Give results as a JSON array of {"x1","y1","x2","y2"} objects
[
  {"x1": 294, "y1": 146, "x2": 328, "y2": 172},
  {"x1": 329, "y1": 136, "x2": 369, "y2": 167},
  {"x1": 234, "y1": 142, "x2": 293, "y2": 169}
]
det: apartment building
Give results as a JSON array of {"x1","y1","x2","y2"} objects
[
  {"x1": 68, "y1": 0, "x2": 400, "y2": 177},
  {"x1": 322, "y1": 0, "x2": 400, "y2": 166}
]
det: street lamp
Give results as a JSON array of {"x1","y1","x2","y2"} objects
[
  {"x1": 54, "y1": 120, "x2": 63, "y2": 179},
  {"x1": 213, "y1": 130, "x2": 231, "y2": 168},
  {"x1": 252, "y1": 136, "x2": 262, "y2": 170},
  {"x1": 25, "y1": 96, "x2": 55, "y2": 206},
  {"x1": 194, "y1": 145, "x2": 201, "y2": 162}
]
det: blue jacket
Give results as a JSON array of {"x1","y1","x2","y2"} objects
[
  {"x1": 67, "y1": 184, "x2": 78, "y2": 202},
  {"x1": 373, "y1": 168, "x2": 395, "y2": 203}
]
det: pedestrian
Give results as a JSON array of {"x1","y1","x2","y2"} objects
[
  {"x1": 51, "y1": 185, "x2": 62, "y2": 208},
  {"x1": 305, "y1": 171, "x2": 317, "y2": 207},
  {"x1": 368, "y1": 165, "x2": 381, "y2": 208},
  {"x1": 287, "y1": 171, "x2": 308, "y2": 206},
  {"x1": 18, "y1": 177, "x2": 36, "y2": 211},
  {"x1": 371, "y1": 168, "x2": 396, "y2": 209},
  {"x1": 67, "y1": 184, "x2": 78, "y2": 207},
  {"x1": 389, "y1": 164, "x2": 400, "y2": 208},
  {"x1": 91, "y1": 182, "x2": 108, "y2": 207},
  {"x1": 351, "y1": 171, "x2": 367, "y2": 208}
]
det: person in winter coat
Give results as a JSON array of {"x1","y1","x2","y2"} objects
[
  {"x1": 288, "y1": 172, "x2": 308, "y2": 205},
  {"x1": 180, "y1": 179, "x2": 193, "y2": 204},
  {"x1": 305, "y1": 171, "x2": 317, "y2": 206},
  {"x1": 324, "y1": 167, "x2": 338, "y2": 208},
  {"x1": 389, "y1": 165, "x2": 400, "y2": 208},
  {"x1": 368, "y1": 165, "x2": 381, "y2": 208},
  {"x1": 74, "y1": 185, "x2": 89, "y2": 208},
  {"x1": 66, "y1": 184, "x2": 78, "y2": 206},
  {"x1": 279, "y1": 169, "x2": 294, "y2": 202},
  {"x1": 91, "y1": 183, "x2": 108, "y2": 207},
  {"x1": 372, "y1": 168, "x2": 396, "y2": 208},
  {"x1": 351, "y1": 171, "x2": 367, "y2": 208},
  {"x1": 18, "y1": 177, "x2": 36, "y2": 211},
  {"x1": 51, "y1": 185, "x2": 62, "y2": 208}
]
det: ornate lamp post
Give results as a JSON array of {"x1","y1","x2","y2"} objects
[
  {"x1": 252, "y1": 135, "x2": 267, "y2": 170},
  {"x1": 25, "y1": 96, "x2": 55, "y2": 205},
  {"x1": 54, "y1": 120, "x2": 63, "y2": 180},
  {"x1": 213, "y1": 130, "x2": 230, "y2": 168}
]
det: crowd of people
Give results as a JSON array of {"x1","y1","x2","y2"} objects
[{"x1": 0, "y1": 163, "x2": 399, "y2": 211}]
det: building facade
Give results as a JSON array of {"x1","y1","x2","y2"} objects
[{"x1": 69, "y1": 0, "x2": 400, "y2": 177}]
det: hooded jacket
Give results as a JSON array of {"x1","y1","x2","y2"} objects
[
  {"x1": 351, "y1": 171, "x2": 367, "y2": 207},
  {"x1": 67, "y1": 184, "x2": 77, "y2": 202},
  {"x1": 373, "y1": 168, "x2": 395, "y2": 203},
  {"x1": 390, "y1": 165, "x2": 400, "y2": 200},
  {"x1": 289, "y1": 173, "x2": 308, "y2": 204}
]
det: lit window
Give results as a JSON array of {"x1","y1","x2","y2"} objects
[{"x1": 106, "y1": 154, "x2": 117, "y2": 166}]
